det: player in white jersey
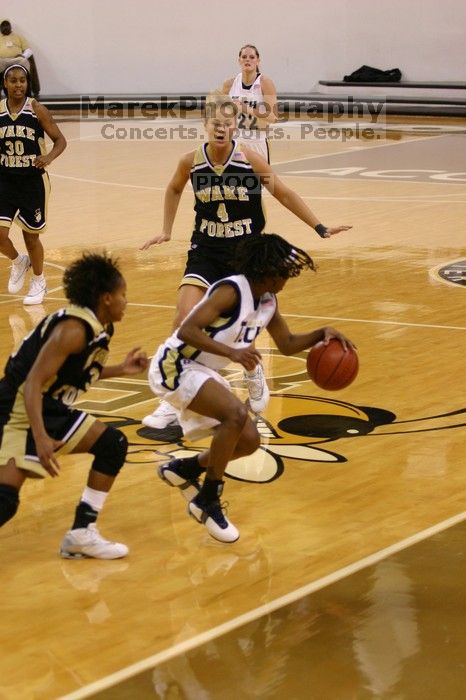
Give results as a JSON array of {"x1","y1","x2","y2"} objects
[
  {"x1": 222, "y1": 44, "x2": 277, "y2": 162},
  {"x1": 149, "y1": 233, "x2": 355, "y2": 543}
]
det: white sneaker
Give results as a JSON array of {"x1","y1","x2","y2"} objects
[
  {"x1": 188, "y1": 497, "x2": 240, "y2": 543},
  {"x1": 8, "y1": 254, "x2": 31, "y2": 294},
  {"x1": 245, "y1": 364, "x2": 270, "y2": 414},
  {"x1": 59, "y1": 523, "x2": 129, "y2": 559},
  {"x1": 23, "y1": 275, "x2": 47, "y2": 305},
  {"x1": 142, "y1": 400, "x2": 179, "y2": 429}
]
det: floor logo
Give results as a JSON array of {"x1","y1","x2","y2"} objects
[
  {"x1": 94, "y1": 396, "x2": 466, "y2": 484},
  {"x1": 433, "y1": 260, "x2": 466, "y2": 287}
]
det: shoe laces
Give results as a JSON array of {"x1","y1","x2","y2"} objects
[
  {"x1": 12, "y1": 254, "x2": 28, "y2": 268},
  {"x1": 206, "y1": 499, "x2": 230, "y2": 526},
  {"x1": 85, "y1": 523, "x2": 105, "y2": 543},
  {"x1": 248, "y1": 375, "x2": 264, "y2": 400}
]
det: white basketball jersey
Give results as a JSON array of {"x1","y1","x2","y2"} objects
[
  {"x1": 229, "y1": 72, "x2": 265, "y2": 137},
  {"x1": 158, "y1": 275, "x2": 276, "y2": 389}
]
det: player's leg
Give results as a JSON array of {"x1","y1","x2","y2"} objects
[
  {"x1": 189, "y1": 379, "x2": 259, "y2": 542},
  {"x1": 182, "y1": 378, "x2": 259, "y2": 542},
  {"x1": 0, "y1": 460, "x2": 27, "y2": 527},
  {"x1": 21, "y1": 231, "x2": 46, "y2": 304},
  {"x1": 59, "y1": 419, "x2": 129, "y2": 559},
  {"x1": 0, "y1": 385, "x2": 38, "y2": 528},
  {"x1": 18, "y1": 173, "x2": 49, "y2": 305},
  {"x1": 188, "y1": 380, "x2": 259, "y2": 477},
  {"x1": 142, "y1": 282, "x2": 207, "y2": 430},
  {"x1": 159, "y1": 409, "x2": 260, "y2": 502},
  {"x1": 0, "y1": 179, "x2": 32, "y2": 294},
  {"x1": 0, "y1": 391, "x2": 128, "y2": 557}
]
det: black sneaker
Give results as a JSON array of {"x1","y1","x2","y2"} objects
[
  {"x1": 188, "y1": 497, "x2": 239, "y2": 543},
  {"x1": 158, "y1": 460, "x2": 201, "y2": 502}
]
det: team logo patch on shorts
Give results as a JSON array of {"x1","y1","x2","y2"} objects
[
  {"x1": 434, "y1": 260, "x2": 466, "y2": 287},
  {"x1": 34, "y1": 208, "x2": 42, "y2": 223}
]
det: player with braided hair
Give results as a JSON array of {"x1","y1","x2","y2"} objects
[
  {"x1": 231, "y1": 230, "x2": 317, "y2": 280},
  {"x1": 149, "y1": 233, "x2": 354, "y2": 543}
]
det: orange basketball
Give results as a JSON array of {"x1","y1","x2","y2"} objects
[{"x1": 307, "y1": 339, "x2": 358, "y2": 391}]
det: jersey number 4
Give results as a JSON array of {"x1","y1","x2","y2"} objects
[{"x1": 217, "y1": 203, "x2": 229, "y2": 222}]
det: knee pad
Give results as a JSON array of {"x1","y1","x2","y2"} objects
[
  {"x1": 0, "y1": 484, "x2": 19, "y2": 527},
  {"x1": 89, "y1": 428, "x2": 128, "y2": 477}
]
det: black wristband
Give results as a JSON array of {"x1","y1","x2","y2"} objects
[{"x1": 315, "y1": 224, "x2": 328, "y2": 238}]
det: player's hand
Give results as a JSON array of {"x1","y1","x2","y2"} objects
[
  {"x1": 34, "y1": 154, "x2": 53, "y2": 169},
  {"x1": 34, "y1": 435, "x2": 63, "y2": 477},
  {"x1": 229, "y1": 346, "x2": 262, "y2": 371},
  {"x1": 121, "y1": 347, "x2": 149, "y2": 374},
  {"x1": 139, "y1": 232, "x2": 171, "y2": 249},
  {"x1": 320, "y1": 326, "x2": 356, "y2": 352},
  {"x1": 321, "y1": 225, "x2": 352, "y2": 238}
]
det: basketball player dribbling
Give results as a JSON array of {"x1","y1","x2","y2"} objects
[{"x1": 149, "y1": 233, "x2": 354, "y2": 542}]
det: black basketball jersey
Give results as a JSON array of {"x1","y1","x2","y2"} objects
[
  {"x1": 190, "y1": 141, "x2": 266, "y2": 250},
  {"x1": 0, "y1": 97, "x2": 45, "y2": 176},
  {"x1": 3, "y1": 306, "x2": 113, "y2": 405}
]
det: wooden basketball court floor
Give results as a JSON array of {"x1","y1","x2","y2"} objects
[{"x1": 1, "y1": 115, "x2": 465, "y2": 699}]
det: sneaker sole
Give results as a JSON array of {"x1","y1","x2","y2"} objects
[
  {"x1": 23, "y1": 293, "x2": 47, "y2": 306},
  {"x1": 142, "y1": 417, "x2": 179, "y2": 429},
  {"x1": 60, "y1": 548, "x2": 127, "y2": 560},
  {"x1": 60, "y1": 549, "x2": 88, "y2": 559}
]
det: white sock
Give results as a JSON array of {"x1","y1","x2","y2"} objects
[{"x1": 81, "y1": 486, "x2": 108, "y2": 512}]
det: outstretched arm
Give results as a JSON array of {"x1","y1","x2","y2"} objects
[
  {"x1": 244, "y1": 147, "x2": 352, "y2": 237},
  {"x1": 140, "y1": 152, "x2": 192, "y2": 249},
  {"x1": 32, "y1": 101, "x2": 67, "y2": 168},
  {"x1": 266, "y1": 308, "x2": 356, "y2": 355},
  {"x1": 100, "y1": 348, "x2": 148, "y2": 378}
]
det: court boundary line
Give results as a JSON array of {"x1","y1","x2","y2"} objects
[
  {"x1": 49, "y1": 170, "x2": 466, "y2": 201},
  {"x1": 59, "y1": 509, "x2": 466, "y2": 700},
  {"x1": 51, "y1": 131, "x2": 466, "y2": 191},
  {"x1": 1, "y1": 294, "x2": 465, "y2": 330}
]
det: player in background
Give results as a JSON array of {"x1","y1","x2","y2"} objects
[
  {"x1": 222, "y1": 43, "x2": 277, "y2": 162},
  {"x1": 0, "y1": 64, "x2": 66, "y2": 305}
]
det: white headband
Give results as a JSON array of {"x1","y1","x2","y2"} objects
[{"x1": 4, "y1": 63, "x2": 29, "y2": 78}]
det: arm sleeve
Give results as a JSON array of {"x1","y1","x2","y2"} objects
[{"x1": 19, "y1": 35, "x2": 31, "y2": 55}]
